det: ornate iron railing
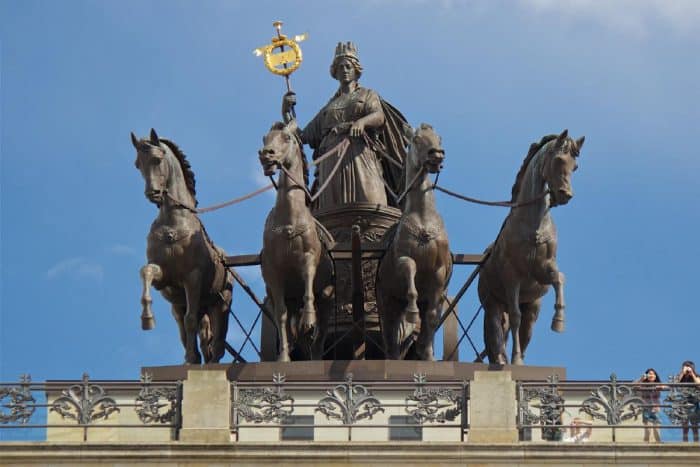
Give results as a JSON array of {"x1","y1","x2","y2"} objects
[
  {"x1": 231, "y1": 373, "x2": 469, "y2": 441},
  {"x1": 0, "y1": 373, "x2": 182, "y2": 441},
  {"x1": 517, "y1": 374, "x2": 700, "y2": 443}
]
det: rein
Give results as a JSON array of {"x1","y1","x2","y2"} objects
[
  {"x1": 164, "y1": 183, "x2": 275, "y2": 214},
  {"x1": 396, "y1": 165, "x2": 427, "y2": 205},
  {"x1": 273, "y1": 136, "x2": 351, "y2": 204},
  {"x1": 433, "y1": 184, "x2": 550, "y2": 208}
]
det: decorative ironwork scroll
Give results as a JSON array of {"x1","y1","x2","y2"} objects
[
  {"x1": 518, "y1": 374, "x2": 566, "y2": 441},
  {"x1": 234, "y1": 373, "x2": 294, "y2": 423},
  {"x1": 664, "y1": 376, "x2": 700, "y2": 425},
  {"x1": 580, "y1": 373, "x2": 642, "y2": 425},
  {"x1": 0, "y1": 374, "x2": 36, "y2": 424},
  {"x1": 50, "y1": 373, "x2": 119, "y2": 424},
  {"x1": 316, "y1": 373, "x2": 384, "y2": 424},
  {"x1": 518, "y1": 374, "x2": 565, "y2": 428},
  {"x1": 134, "y1": 373, "x2": 180, "y2": 424},
  {"x1": 405, "y1": 373, "x2": 461, "y2": 424}
]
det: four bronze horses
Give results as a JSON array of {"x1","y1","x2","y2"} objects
[
  {"x1": 478, "y1": 129, "x2": 584, "y2": 365},
  {"x1": 258, "y1": 121, "x2": 334, "y2": 361},
  {"x1": 132, "y1": 129, "x2": 232, "y2": 364},
  {"x1": 132, "y1": 122, "x2": 583, "y2": 364},
  {"x1": 377, "y1": 124, "x2": 452, "y2": 360}
]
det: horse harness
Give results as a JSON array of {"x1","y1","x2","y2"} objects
[
  {"x1": 269, "y1": 222, "x2": 311, "y2": 239},
  {"x1": 399, "y1": 217, "x2": 441, "y2": 247},
  {"x1": 149, "y1": 220, "x2": 229, "y2": 297}
]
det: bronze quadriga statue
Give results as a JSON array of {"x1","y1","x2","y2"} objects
[
  {"x1": 478, "y1": 130, "x2": 584, "y2": 365},
  {"x1": 131, "y1": 129, "x2": 233, "y2": 364},
  {"x1": 258, "y1": 121, "x2": 334, "y2": 362},
  {"x1": 377, "y1": 124, "x2": 452, "y2": 361}
]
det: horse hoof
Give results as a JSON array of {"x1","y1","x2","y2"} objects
[
  {"x1": 141, "y1": 316, "x2": 155, "y2": 330},
  {"x1": 299, "y1": 312, "x2": 317, "y2": 333},
  {"x1": 185, "y1": 352, "x2": 202, "y2": 365},
  {"x1": 551, "y1": 318, "x2": 565, "y2": 333},
  {"x1": 277, "y1": 354, "x2": 291, "y2": 362}
]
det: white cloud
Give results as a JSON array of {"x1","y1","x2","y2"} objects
[
  {"x1": 519, "y1": 0, "x2": 700, "y2": 38},
  {"x1": 46, "y1": 257, "x2": 104, "y2": 281}
]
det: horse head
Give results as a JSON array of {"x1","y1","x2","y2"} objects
[
  {"x1": 543, "y1": 129, "x2": 584, "y2": 207},
  {"x1": 406, "y1": 123, "x2": 445, "y2": 174},
  {"x1": 132, "y1": 128, "x2": 169, "y2": 206},
  {"x1": 258, "y1": 121, "x2": 300, "y2": 176}
]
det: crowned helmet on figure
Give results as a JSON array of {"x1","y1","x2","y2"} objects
[{"x1": 330, "y1": 42, "x2": 363, "y2": 79}]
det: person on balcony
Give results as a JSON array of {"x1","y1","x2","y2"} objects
[
  {"x1": 677, "y1": 360, "x2": 700, "y2": 442},
  {"x1": 635, "y1": 368, "x2": 665, "y2": 443}
]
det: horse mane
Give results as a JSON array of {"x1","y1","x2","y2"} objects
[
  {"x1": 510, "y1": 134, "x2": 558, "y2": 202},
  {"x1": 270, "y1": 121, "x2": 309, "y2": 188},
  {"x1": 160, "y1": 138, "x2": 198, "y2": 206}
]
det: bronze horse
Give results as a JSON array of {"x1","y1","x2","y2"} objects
[
  {"x1": 258, "y1": 121, "x2": 334, "y2": 361},
  {"x1": 131, "y1": 129, "x2": 232, "y2": 364},
  {"x1": 377, "y1": 124, "x2": 452, "y2": 360},
  {"x1": 478, "y1": 129, "x2": 584, "y2": 365}
]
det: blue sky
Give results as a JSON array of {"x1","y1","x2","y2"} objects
[{"x1": 1, "y1": 0, "x2": 698, "y2": 383}]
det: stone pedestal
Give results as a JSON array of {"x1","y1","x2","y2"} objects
[
  {"x1": 468, "y1": 370, "x2": 518, "y2": 443},
  {"x1": 178, "y1": 369, "x2": 231, "y2": 443}
]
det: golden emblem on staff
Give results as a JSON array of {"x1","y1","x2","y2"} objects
[{"x1": 253, "y1": 21, "x2": 307, "y2": 82}]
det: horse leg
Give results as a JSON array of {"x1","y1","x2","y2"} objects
[
  {"x1": 519, "y1": 299, "x2": 542, "y2": 362},
  {"x1": 551, "y1": 271, "x2": 566, "y2": 332},
  {"x1": 206, "y1": 283, "x2": 233, "y2": 363},
  {"x1": 397, "y1": 257, "x2": 419, "y2": 324},
  {"x1": 415, "y1": 294, "x2": 442, "y2": 361},
  {"x1": 479, "y1": 276, "x2": 508, "y2": 365},
  {"x1": 270, "y1": 289, "x2": 292, "y2": 362},
  {"x1": 507, "y1": 283, "x2": 524, "y2": 365},
  {"x1": 198, "y1": 313, "x2": 213, "y2": 363},
  {"x1": 183, "y1": 271, "x2": 203, "y2": 364},
  {"x1": 298, "y1": 252, "x2": 318, "y2": 336},
  {"x1": 170, "y1": 303, "x2": 187, "y2": 351},
  {"x1": 139, "y1": 264, "x2": 162, "y2": 330},
  {"x1": 483, "y1": 297, "x2": 507, "y2": 365},
  {"x1": 380, "y1": 297, "x2": 402, "y2": 359}
]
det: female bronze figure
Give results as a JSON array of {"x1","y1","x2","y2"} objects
[{"x1": 282, "y1": 42, "x2": 407, "y2": 211}]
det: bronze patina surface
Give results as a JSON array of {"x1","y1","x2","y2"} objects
[
  {"x1": 258, "y1": 121, "x2": 334, "y2": 362},
  {"x1": 132, "y1": 129, "x2": 233, "y2": 364},
  {"x1": 377, "y1": 124, "x2": 452, "y2": 361},
  {"x1": 478, "y1": 130, "x2": 584, "y2": 365}
]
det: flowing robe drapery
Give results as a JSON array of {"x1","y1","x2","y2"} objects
[{"x1": 303, "y1": 87, "x2": 389, "y2": 211}]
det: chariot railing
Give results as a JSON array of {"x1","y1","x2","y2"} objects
[
  {"x1": 517, "y1": 374, "x2": 700, "y2": 443},
  {"x1": 230, "y1": 373, "x2": 469, "y2": 442},
  {"x1": 0, "y1": 373, "x2": 182, "y2": 442}
]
